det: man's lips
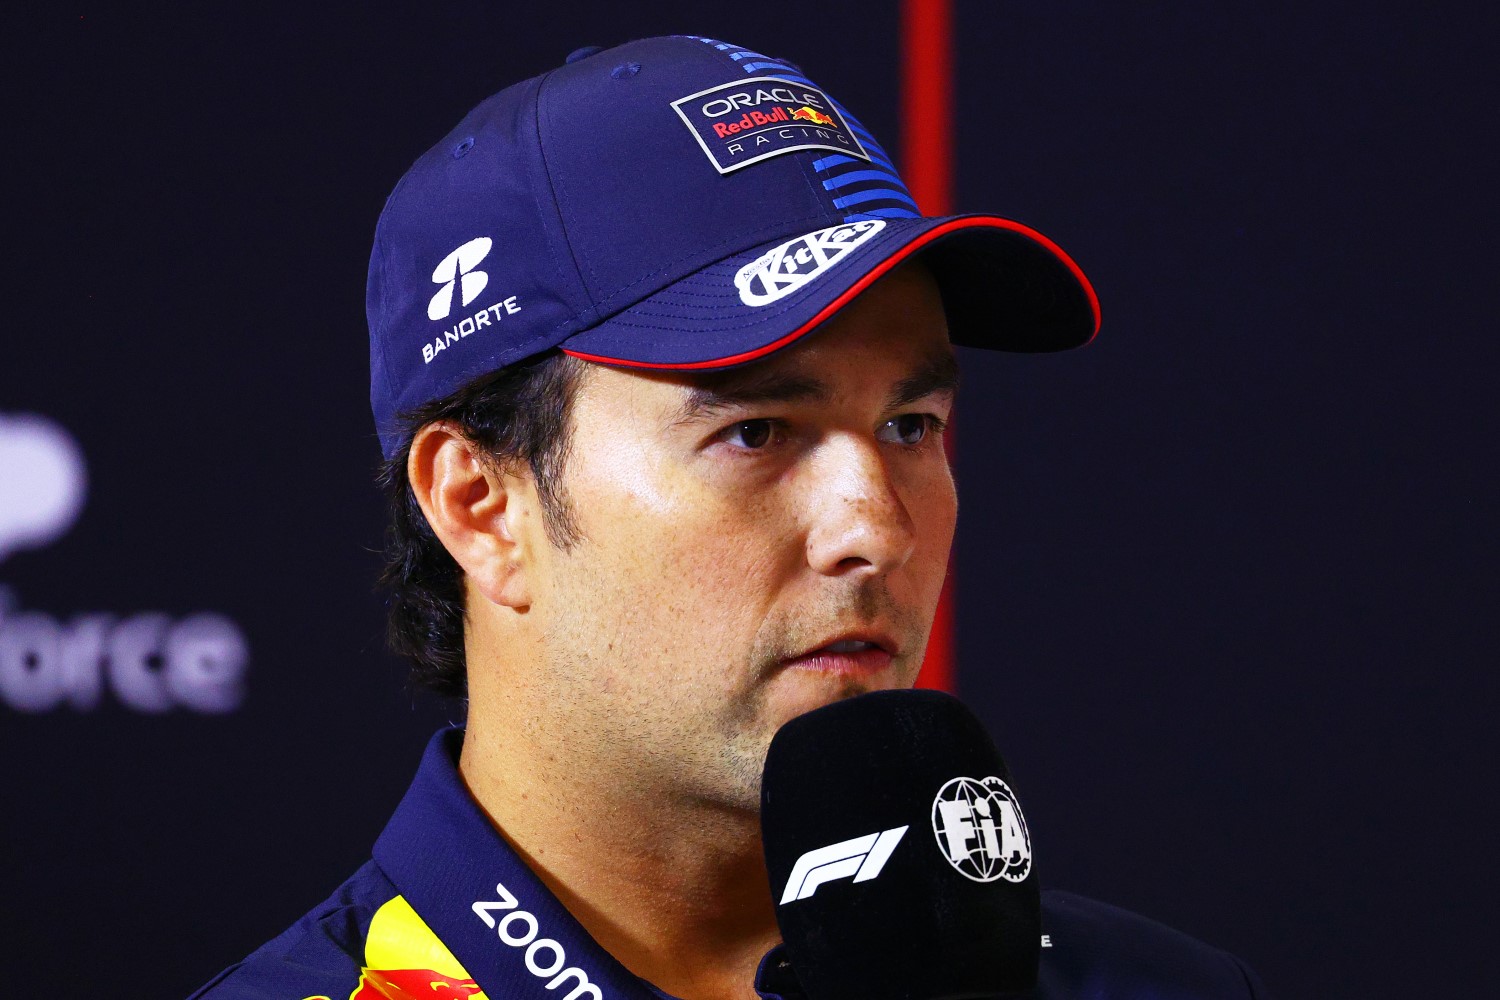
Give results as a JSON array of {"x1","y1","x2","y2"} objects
[{"x1": 781, "y1": 636, "x2": 896, "y2": 676}]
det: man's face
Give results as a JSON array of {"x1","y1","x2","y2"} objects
[{"x1": 516, "y1": 262, "x2": 958, "y2": 812}]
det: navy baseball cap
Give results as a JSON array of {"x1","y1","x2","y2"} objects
[{"x1": 368, "y1": 35, "x2": 1100, "y2": 459}]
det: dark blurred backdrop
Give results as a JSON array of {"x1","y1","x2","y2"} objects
[{"x1": 3, "y1": 4, "x2": 1493, "y2": 997}]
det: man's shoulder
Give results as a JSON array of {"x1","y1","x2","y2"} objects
[
  {"x1": 1037, "y1": 889, "x2": 1270, "y2": 999},
  {"x1": 187, "y1": 859, "x2": 396, "y2": 1000}
]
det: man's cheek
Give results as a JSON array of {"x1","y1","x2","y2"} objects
[
  {"x1": 713, "y1": 522, "x2": 793, "y2": 573},
  {"x1": 915, "y1": 483, "x2": 959, "y2": 573}
]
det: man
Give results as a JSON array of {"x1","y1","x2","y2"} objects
[{"x1": 193, "y1": 36, "x2": 1266, "y2": 999}]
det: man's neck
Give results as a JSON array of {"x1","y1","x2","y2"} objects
[{"x1": 459, "y1": 720, "x2": 780, "y2": 1000}]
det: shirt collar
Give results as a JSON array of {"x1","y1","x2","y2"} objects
[{"x1": 373, "y1": 728, "x2": 803, "y2": 1000}]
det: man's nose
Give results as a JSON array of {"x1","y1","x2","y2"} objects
[{"x1": 804, "y1": 435, "x2": 918, "y2": 577}]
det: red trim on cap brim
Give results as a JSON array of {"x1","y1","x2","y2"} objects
[{"x1": 562, "y1": 216, "x2": 1101, "y2": 371}]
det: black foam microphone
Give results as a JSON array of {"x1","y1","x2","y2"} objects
[{"x1": 761, "y1": 689, "x2": 1040, "y2": 1000}]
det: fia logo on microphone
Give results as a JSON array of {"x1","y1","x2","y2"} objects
[{"x1": 931, "y1": 776, "x2": 1033, "y2": 883}]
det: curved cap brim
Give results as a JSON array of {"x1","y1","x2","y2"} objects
[{"x1": 559, "y1": 214, "x2": 1100, "y2": 370}]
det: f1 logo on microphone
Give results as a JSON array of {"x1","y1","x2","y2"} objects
[{"x1": 779, "y1": 827, "x2": 908, "y2": 904}]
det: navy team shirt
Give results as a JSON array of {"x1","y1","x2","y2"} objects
[{"x1": 190, "y1": 730, "x2": 1270, "y2": 999}]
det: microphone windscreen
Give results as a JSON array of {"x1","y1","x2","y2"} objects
[{"x1": 761, "y1": 689, "x2": 1040, "y2": 1000}]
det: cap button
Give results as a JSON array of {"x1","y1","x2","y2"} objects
[{"x1": 565, "y1": 45, "x2": 604, "y2": 64}]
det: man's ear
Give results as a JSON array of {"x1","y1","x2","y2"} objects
[{"x1": 407, "y1": 421, "x2": 534, "y2": 609}]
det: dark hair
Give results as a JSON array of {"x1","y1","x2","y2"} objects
[{"x1": 376, "y1": 351, "x2": 588, "y2": 698}]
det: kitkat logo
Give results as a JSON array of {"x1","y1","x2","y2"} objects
[{"x1": 734, "y1": 220, "x2": 885, "y2": 307}]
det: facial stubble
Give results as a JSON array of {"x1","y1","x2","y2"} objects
[{"x1": 538, "y1": 571, "x2": 930, "y2": 818}]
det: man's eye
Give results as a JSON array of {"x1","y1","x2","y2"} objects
[
  {"x1": 722, "y1": 419, "x2": 776, "y2": 449},
  {"x1": 877, "y1": 413, "x2": 940, "y2": 446}
]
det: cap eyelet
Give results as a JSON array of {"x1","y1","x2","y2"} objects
[
  {"x1": 452, "y1": 137, "x2": 475, "y2": 159},
  {"x1": 611, "y1": 62, "x2": 641, "y2": 80}
]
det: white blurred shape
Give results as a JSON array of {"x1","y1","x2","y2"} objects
[
  {"x1": 165, "y1": 613, "x2": 249, "y2": 713},
  {"x1": 0, "y1": 414, "x2": 87, "y2": 564}
]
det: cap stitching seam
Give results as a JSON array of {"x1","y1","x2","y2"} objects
[
  {"x1": 372, "y1": 170, "x2": 422, "y2": 423},
  {"x1": 532, "y1": 68, "x2": 593, "y2": 320},
  {"x1": 697, "y1": 42, "x2": 838, "y2": 214},
  {"x1": 538, "y1": 46, "x2": 838, "y2": 314}
]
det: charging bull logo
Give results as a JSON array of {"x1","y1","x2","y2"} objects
[
  {"x1": 353, "y1": 896, "x2": 489, "y2": 1000},
  {"x1": 352, "y1": 969, "x2": 482, "y2": 999},
  {"x1": 671, "y1": 75, "x2": 868, "y2": 174},
  {"x1": 790, "y1": 106, "x2": 836, "y2": 127}
]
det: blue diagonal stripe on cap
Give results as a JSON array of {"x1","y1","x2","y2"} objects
[
  {"x1": 689, "y1": 36, "x2": 919, "y2": 222},
  {"x1": 822, "y1": 168, "x2": 910, "y2": 191}
]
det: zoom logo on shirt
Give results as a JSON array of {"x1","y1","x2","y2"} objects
[{"x1": 473, "y1": 881, "x2": 602, "y2": 999}]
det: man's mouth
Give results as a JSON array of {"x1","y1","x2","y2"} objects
[
  {"x1": 823, "y1": 639, "x2": 877, "y2": 654},
  {"x1": 782, "y1": 635, "x2": 895, "y2": 676}
]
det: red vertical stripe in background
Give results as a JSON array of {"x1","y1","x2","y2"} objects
[
  {"x1": 903, "y1": 0, "x2": 957, "y2": 694},
  {"x1": 901, "y1": 0, "x2": 953, "y2": 218}
]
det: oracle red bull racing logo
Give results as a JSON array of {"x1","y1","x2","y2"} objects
[{"x1": 671, "y1": 76, "x2": 868, "y2": 174}]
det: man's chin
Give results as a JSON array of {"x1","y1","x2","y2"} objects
[
  {"x1": 766, "y1": 664, "x2": 910, "y2": 726},
  {"x1": 708, "y1": 664, "x2": 914, "y2": 814}
]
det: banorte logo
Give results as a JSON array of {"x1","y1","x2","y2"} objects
[
  {"x1": 0, "y1": 413, "x2": 249, "y2": 714},
  {"x1": 930, "y1": 775, "x2": 1033, "y2": 884},
  {"x1": 421, "y1": 236, "x2": 523, "y2": 366},
  {"x1": 427, "y1": 237, "x2": 493, "y2": 321}
]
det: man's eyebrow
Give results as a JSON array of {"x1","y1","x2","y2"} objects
[
  {"x1": 886, "y1": 350, "x2": 961, "y2": 410},
  {"x1": 669, "y1": 349, "x2": 960, "y2": 425},
  {"x1": 672, "y1": 371, "x2": 832, "y2": 424}
]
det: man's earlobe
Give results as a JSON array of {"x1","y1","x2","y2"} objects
[{"x1": 407, "y1": 422, "x2": 533, "y2": 609}]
